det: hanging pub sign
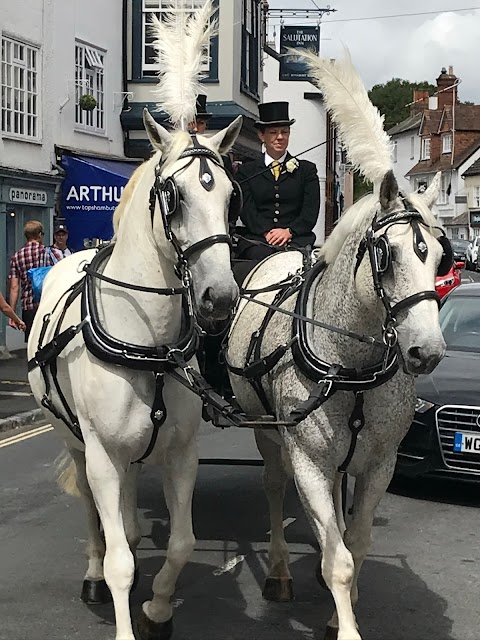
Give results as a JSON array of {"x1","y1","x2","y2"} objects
[{"x1": 279, "y1": 25, "x2": 320, "y2": 81}]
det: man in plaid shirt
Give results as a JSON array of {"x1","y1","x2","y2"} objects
[{"x1": 8, "y1": 220, "x2": 45, "y2": 342}]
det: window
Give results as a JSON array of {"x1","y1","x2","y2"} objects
[
  {"x1": 474, "y1": 186, "x2": 480, "y2": 208},
  {"x1": 141, "y1": 0, "x2": 214, "y2": 77},
  {"x1": 439, "y1": 172, "x2": 450, "y2": 205},
  {"x1": 421, "y1": 137, "x2": 431, "y2": 160},
  {"x1": 410, "y1": 136, "x2": 415, "y2": 160},
  {"x1": 241, "y1": 0, "x2": 260, "y2": 98},
  {"x1": 75, "y1": 42, "x2": 105, "y2": 133},
  {"x1": 443, "y1": 133, "x2": 452, "y2": 154},
  {"x1": 415, "y1": 177, "x2": 428, "y2": 193},
  {"x1": 393, "y1": 140, "x2": 397, "y2": 163},
  {"x1": 1, "y1": 36, "x2": 40, "y2": 140}
]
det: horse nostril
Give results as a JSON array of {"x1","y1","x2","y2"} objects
[
  {"x1": 407, "y1": 346, "x2": 422, "y2": 364},
  {"x1": 202, "y1": 287, "x2": 214, "y2": 313}
]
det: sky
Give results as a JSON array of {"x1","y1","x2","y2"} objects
[{"x1": 269, "y1": 1, "x2": 480, "y2": 102}]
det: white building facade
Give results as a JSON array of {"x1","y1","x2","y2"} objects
[{"x1": 1, "y1": 0, "x2": 126, "y2": 352}]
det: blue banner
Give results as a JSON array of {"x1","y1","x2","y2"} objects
[{"x1": 61, "y1": 155, "x2": 139, "y2": 251}]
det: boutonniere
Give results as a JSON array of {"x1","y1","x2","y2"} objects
[{"x1": 285, "y1": 158, "x2": 299, "y2": 173}]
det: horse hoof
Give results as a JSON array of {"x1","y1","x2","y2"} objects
[
  {"x1": 136, "y1": 608, "x2": 173, "y2": 640},
  {"x1": 324, "y1": 626, "x2": 338, "y2": 640},
  {"x1": 81, "y1": 579, "x2": 112, "y2": 605},
  {"x1": 262, "y1": 577, "x2": 294, "y2": 602},
  {"x1": 315, "y1": 562, "x2": 328, "y2": 591}
]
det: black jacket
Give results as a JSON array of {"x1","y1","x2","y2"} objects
[{"x1": 236, "y1": 153, "x2": 320, "y2": 247}]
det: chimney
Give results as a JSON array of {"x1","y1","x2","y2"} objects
[
  {"x1": 436, "y1": 66, "x2": 459, "y2": 109},
  {"x1": 411, "y1": 90, "x2": 430, "y2": 115}
]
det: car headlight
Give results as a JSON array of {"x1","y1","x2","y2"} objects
[{"x1": 415, "y1": 398, "x2": 435, "y2": 413}]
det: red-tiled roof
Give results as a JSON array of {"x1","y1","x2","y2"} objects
[{"x1": 407, "y1": 138, "x2": 480, "y2": 176}]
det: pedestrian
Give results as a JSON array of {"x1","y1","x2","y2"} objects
[
  {"x1": 8, "y1": 220, "x2": 45, "y2": 342},
  {"x1": 43, "y1": 223, "x2": 73, "y2": 266},
  {"x1": 235, "y1": 101, "x2": 320, "y2": 262},
  {"x1": 0, "y1": 292, "x2": 26, "y2": 331}
]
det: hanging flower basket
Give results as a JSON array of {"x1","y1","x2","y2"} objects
[{"x1": 79, "y1": 94, "x2": 97, "y2": 111}]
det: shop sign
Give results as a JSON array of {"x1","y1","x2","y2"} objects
[{"x1": 8, "y1": 188, "x2": 48, "y2": 205}]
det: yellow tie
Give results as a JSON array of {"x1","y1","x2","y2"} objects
[{"x1": 271, "y1": 160, "x2": 281, "y2": 181}]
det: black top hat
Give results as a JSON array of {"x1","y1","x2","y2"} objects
[
  {"x1": 195, "y1": 94, "x2": 213, "y2": 120},
  {"x1": 255, "y1": 102, "x2": 295, "y2": 128}
]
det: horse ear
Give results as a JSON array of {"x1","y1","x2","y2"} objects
[
  {"x1": 208, "y1": 115, "x2": 243, "y2": 154},
  {"x1": 143, "y1": 109, "x2": 173, "y2": 151},
  {"x1": 421, "y1": 172, "x2": 441, "y2": 208},
  {"x1": 379, "y1": 170, "x2": 399, "y2": 212}
]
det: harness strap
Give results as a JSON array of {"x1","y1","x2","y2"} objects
[
  {"x1": 82, "y1": 264, "x2": 184, "y2": 296},
  {"x1": 338, "y1": 392, "x2": 365, "y2": 473},
  {"x1": 288, "y1": 365, "x2": 341, "y2": 425},
  {"x1": 135, "y1": 373, "x2": 167, "y2": 463}
]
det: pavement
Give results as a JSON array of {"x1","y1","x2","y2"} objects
[{"x1": 0, "y1": 349, "x2": 44, "y2": 432}]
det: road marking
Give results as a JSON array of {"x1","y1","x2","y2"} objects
[
  {"x1": 0, "y1": 424, "x2": 53, "y2": 448},
  {"x1": 267, "y1": 517, "x2": 296, "y2": 534},
  {"x1": 0, "y1": 391, "x2": 33, "y2": 397},
  {"x1": 0, "y1": 380, "x2": 30, "y2": 386},
  {"x1": 213, "y1": 555, "x2": 245, "y2": 576}
]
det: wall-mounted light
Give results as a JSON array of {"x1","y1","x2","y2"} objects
[{"x1": 9, "y1": 212, "x2": 15, "y2": 217}]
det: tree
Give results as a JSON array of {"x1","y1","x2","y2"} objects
[{"x1": 368, "y1": 78, "x2": 436, "y2": 129}]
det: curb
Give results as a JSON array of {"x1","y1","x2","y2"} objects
[{"x1": 0, "y1": 409, "x2": 45, "y2": 433}]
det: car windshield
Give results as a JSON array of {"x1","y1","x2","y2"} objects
[
  {"x1": 450, "y1": 240, "x2": 469, "y2": 251},
  {"x1": 440, "y1": 295, "x2": 480, "y2": 352}
]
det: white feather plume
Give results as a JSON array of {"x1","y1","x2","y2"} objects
[
  {"x1": 292, "y1": 48, "x2": 393, "y2": 186},
  {"x1": 150, "y1": 0, "x2": 216, "y2": 128}
]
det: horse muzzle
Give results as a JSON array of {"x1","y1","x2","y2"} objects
[
  {"x1": 401, "y1": 339, "x2": 446, "y2": 376},
  {"x1": 198, "y1": 282, "x2": 239, "y2": 321}
]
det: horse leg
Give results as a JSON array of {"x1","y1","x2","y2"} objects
[
  {"x1": 68, "y1": 448, "x2": 111, "y2": 605},
  {"x1": 316, "y1": 473, "x2": 346, "y2": 591},
  {"x1": 122, "y1": 463, "x2": 142, "y2": 593},
  {"x1": 291, "y1": 452, "x2": 360, "y2": 640},
  {"x1": 255, "y1": 429, "x2": 293, "y2": 602},
  {"x1": 137, "y1": 437, "x2": 197, "y2": 640},
  {"x1": 343, "y1": 461, "x2": 397, "y2": 622},
  {"x1": 84, "y1": 437, "x2": 136, "y2": 640}
]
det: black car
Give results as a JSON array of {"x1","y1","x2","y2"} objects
[
  {"x1": 450, "y1": 239, "x2": 469, "y2": 264},
  {"x1": 396, "y1": 283, "x2": 480, "y2": 482}
]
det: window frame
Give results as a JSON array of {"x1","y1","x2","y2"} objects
[
  {"x1": 393, "y1": 140, "x2": 398, "y2": 163},
  {"x1": 438, "y1": 172, "x2": 450, "y2": 205},
  {"x1": 410, "y1": 136, "x2": 415, "y2": 160},
  {"x1": 473, "y1": 185, "x2": 480, "y2": 208},
  {"x1": 421, "y1": 137, "x2": 431, "y2": 160},
  {"x1": 74, "y1": 41, "x2": 106, "y2": 135},
  {"x1": 442, "y1": 132, "x2": 452, "y2": 154},
  {"x1": 132, "y1": 0, "x2": 219, "y2": 82},
  {"x1": 1, "y1": 35, "x2": 41, "y2": 142},
  {"x1": 241, "y1": 0, "x2": 260, "y2": 99}
]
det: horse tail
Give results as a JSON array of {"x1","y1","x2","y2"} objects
[
  {"x1": 290, "y1": 47, "x2": 393, "y2": 187},
  {"x1": 55, "y1": 450, "x2": 80, "y2": 497}
]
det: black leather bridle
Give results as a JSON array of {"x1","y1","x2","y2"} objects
[
  {"x1": 354, "y1": 208, "x2": 451, "y2": 347},
  {"x1": 149, "y1": 135, "x2": 236, "y2": 279}
]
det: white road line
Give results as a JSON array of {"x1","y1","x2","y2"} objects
[
  {"x1": 267, "y1": 517, "x2": 296, "y2": 535},
  {"x1": 0, "y1": 424, "x2": 53, "y2": 448},
  {"x1": 0, "y1": 381, "x2": 30, "y2": 386},
  {"x1": 213, "y1": 555, "x2": 245, "y2": 576},
  {"x1": 0, "y1": 391, "x2": 33, "y2": 397}
]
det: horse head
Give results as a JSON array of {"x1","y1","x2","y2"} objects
[
  {"x1": 354, "y1": 170, "x2": 448, "y2": 375},
  {"x1": 143, "y1": 110, "x2": 242, "y2": 321}
]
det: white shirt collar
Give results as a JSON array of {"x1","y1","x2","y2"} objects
[{"x1": 264, "y1": 151, "x2": 288, "y2": 167}]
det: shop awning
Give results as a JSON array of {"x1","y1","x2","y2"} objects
[{"x1": 61, "y1": 154, "x2": 140, "y2": 250}]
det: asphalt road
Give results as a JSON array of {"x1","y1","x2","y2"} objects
[{"x1": 1, "y1": 422, "x2": 480, "y2": 640}]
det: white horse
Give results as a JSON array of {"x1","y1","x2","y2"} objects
[
  {"x1": 28, "y1": 3, "x2": 244, "y2": 635},
  {"x1": 28, "y1": 110, "x2": 242, "y2": 639},
  {"x1": 226, "y1": 53, "x2": 449, "y2": 640}
]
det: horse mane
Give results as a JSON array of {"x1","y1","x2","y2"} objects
[{"x1": 319, "y1": 192, "x2": 440, "y2": 266}]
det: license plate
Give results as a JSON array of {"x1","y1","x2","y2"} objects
[{"x1": 453, "y1": 432, "x2": 480, "y2": 453}]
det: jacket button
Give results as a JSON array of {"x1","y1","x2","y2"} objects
[
  {"x1": 274, "y1": 186, "x2": 279, "y2": 191},
  {"x1": 275, "y1": 203, "x2": 279, "y2": 208},
  {"x1": 273, "y1": 217, "x2": 278, "y2": 223},
  {"x1": 275, "y1": 194, "x2": 280, "y2": 199}
]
